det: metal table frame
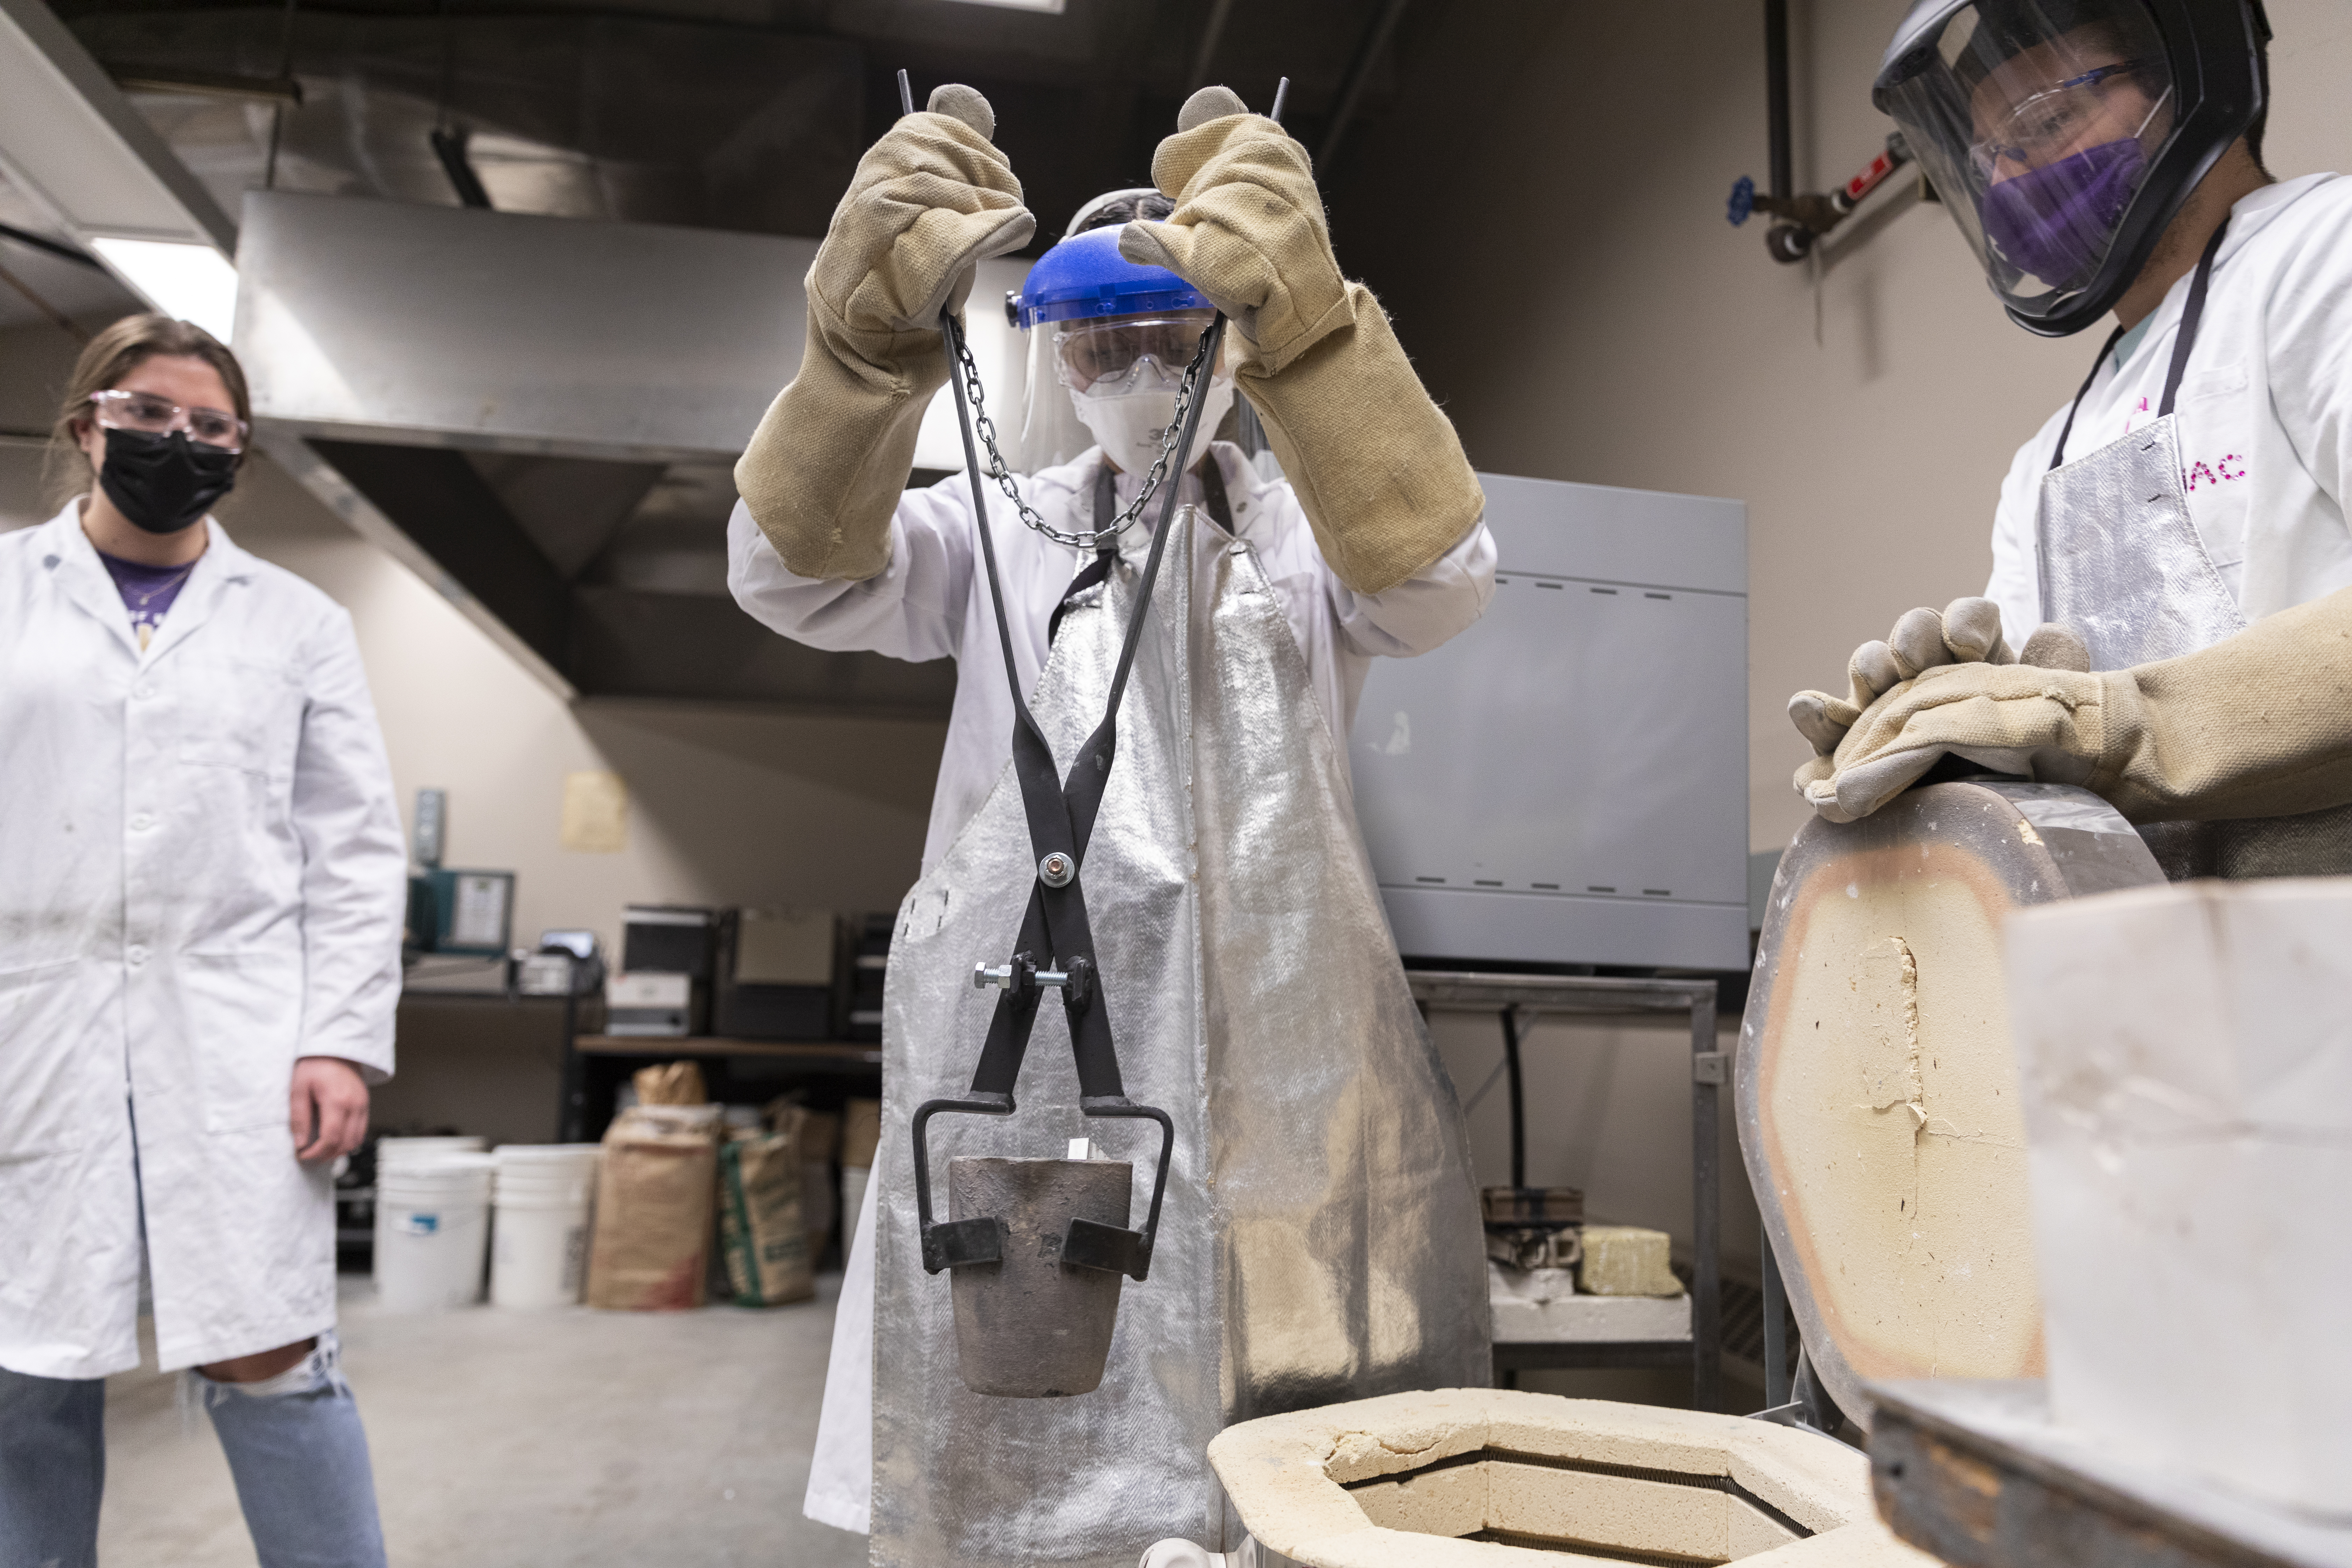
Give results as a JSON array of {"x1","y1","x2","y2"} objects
[{"x1": 1408, "y1": 970, "x2": 1724, "y2": 1412}]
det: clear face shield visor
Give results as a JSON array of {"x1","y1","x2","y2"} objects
[{"x1": 1879, "y1": 1, "x2": 2177, "y2": 319}]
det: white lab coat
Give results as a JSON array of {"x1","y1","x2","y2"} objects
[
  {"x1": 0, "y1": 505, "x2": 405, "y2": 1380},
  {"x1": 729, "y1": 442, "x2": 1499, "y2": 871},
  {"x1": 1987, "y1": 173, "x2": 2352, "y2": 646},
  {"x1": 729, "y1": 441, "x2": 1495, "y2": 1534}
]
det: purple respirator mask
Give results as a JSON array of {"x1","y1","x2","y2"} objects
[{"x1": 1979, "y1": 137, "x2": 2147, "y2": 289}]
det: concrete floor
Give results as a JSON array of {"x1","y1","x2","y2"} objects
[{"x1": 96, "y1": 1274, "x2": 867, "y2": 1568}]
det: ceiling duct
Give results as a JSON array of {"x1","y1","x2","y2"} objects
[
  {"x1": 70, "y1": 9, "x2": 866, "y2": 237},
  {"x1": 235, "y1": 188, "x2": 965, "y2": 713}
]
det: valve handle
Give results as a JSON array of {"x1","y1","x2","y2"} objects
[{"x1": 1728, "y1": 175, "x2": 1756, "y2": 227}]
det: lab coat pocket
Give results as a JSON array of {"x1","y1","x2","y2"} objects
[
  {"x1": 176, "y1": 659, "x2": 305, "y2": 847},
  {"x1": 181, "y1": 949, "x2": 302, "y2": 1136},
  {"x1": 176, "y1": 656, "x2": 304, "y2": 780},
  {"x1": 0, "y1": 958, "x2": 102, "y2": 1159},
  {"x1": 2179, "y1": 362, "x2": 2250, "y2": 402},
  {"x1": 178, "y1": 733, "x2": 273, "y2": 776}
]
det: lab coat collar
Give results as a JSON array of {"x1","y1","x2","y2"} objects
[
  {"x1": 142, "y1": 518, "x2": 259, "y2": 667},
  {"x1": 2112, "y1": 173, "x2": 2343, "y2": 384},
  {"x1": 34, "y1": 499, "x2": 258, "y2": 666},
  {"x1": 36, "y1": 503, "x2": 139, "y2": 660},
  {"x1": 2213, "y1": 172, "x2": 2339, "y2": 267}
]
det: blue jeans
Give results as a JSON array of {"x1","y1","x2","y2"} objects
[{"x1": 0, "y1": 1333, "x2": 387, "y2": 1568}]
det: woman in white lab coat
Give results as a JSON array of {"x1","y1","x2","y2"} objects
[{"x1": 0, "y1": 315, "x2": 406, "y2": 1568}]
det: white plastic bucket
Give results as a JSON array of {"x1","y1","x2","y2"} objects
[
  {"x1": 490, "y1": 1144, "x2": 600, "y2": 1309},
  {"x1": 491, "y1": 1142, "x2": 601, "y2": 1166},
  {"x1": 377, "y1": 1136, "x2": 488, "y2": 1172},
  {"x1": 492, "y1": 1146, "x2": 599, "y2": 1209},
  {"x1": 373, "y1": 1154, "x2": 495, "y2": 1312}
]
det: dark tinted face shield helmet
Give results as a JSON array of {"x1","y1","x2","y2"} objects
[{"x1": 1874, "y1": 0, "x2": 2269, "y2": 336}]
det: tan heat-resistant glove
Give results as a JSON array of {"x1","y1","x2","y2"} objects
[
  {"x1": 734, "y1": 85, "x2": 1034, "y2": 581},
  {"x1": 1116, "y1": 86, "x2": 1483, "y2": 595},
  {"x1": 1786, "y1": 599, "x2": 2084, "y2": 807},
  {"x1": 1787, "y1": 597, "x2": 2016, "y2": 756},
  {"x1": 1795, "y1": 587, "x2": 2352, "y2": 824}
]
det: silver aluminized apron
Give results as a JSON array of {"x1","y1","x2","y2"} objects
[
  {"x1": 2036, "y1": 218, "x2": 2352, "y2": 879},
  {"x1": 870, "y1": 504, "x2": 1489, "y2": 1567}
]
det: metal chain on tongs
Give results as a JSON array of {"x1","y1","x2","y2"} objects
[{"x1": 948, "y1": 320, "x2": 1218, "y2": 551}]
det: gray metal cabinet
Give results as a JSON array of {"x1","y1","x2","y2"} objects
[{"x1": 1349, "y1": 473, "x2": 1749, "y2": 971}]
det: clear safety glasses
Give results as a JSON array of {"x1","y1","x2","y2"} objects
[
  {"x1": 1965, "y1": 57, "x2": 2166, "y2": 179},
  {"x1": 1054, "y1": 310, "x2": 1219, "y2": 393},
  {"x1": 88, "y1": 388, "x2": 248, "y2": 453}
]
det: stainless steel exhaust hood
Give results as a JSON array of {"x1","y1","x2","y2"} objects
[{"x1": 236, "y1": 187, "x2": 956, "y2": 715}]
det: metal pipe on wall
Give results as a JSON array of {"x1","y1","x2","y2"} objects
[
  {"x1": 1762, "y1": 0, "x2": 1812, "y2": 262},
  {"x1": 1765, "y1": 0, "x2": 1792, "y2": 205}
]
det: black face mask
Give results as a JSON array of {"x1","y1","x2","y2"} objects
[{"x1": 97, "y1": 426, "x2": 239, "y2": 535}]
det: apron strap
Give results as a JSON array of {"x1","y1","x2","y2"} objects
[
  {"x1": 2048, "y1": 325, "x2": 2126, "y2": 473},
  {"x1": 1047, "y1": 462, "x2": 1120, "y2": 646},
  {"x1": 2049, "y1": 215, "x2": 2231, "y2": 471},
  {"x1": 1196, "y1": 449, "x2": 1237, "y2": 534},
  {"x1": 2159, "y1": 218, "x2": 2232, "y2": 420}
]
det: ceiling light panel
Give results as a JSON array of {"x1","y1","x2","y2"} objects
[{"x1": 90, "y1": 237, "x2": 238, "y2": 338}]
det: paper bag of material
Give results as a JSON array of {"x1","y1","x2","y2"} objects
[
  {"x1": 633, "y1": 1060, "x2": 708, "y2": 1107},
  {"x1": 774, "y1": 1100, "x2": 842, "y2": 1258},
  {"x1": 586, "y1": 1104, "x2": 720, "y2": 1311},
  {"x1": 718, "y1": 1124, "x2": 815, "y2": 1307}
]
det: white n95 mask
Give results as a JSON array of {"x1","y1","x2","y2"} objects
[{"x1": 1070, "y1": 374, "x2": 1235, "y2": 475}]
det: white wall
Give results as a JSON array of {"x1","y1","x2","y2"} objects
[{"x1": 0, "y1": 323, "x2": 82, "y2": 528}]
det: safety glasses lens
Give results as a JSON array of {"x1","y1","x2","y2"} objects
[
  {"x1": 1057, "y1": 316, "x2": 1213, "y2": 390},
  {"x1": 1966, "y1": 60, "x2": 2159, "y2": 178},
  {"x1": 109, "y1": 392, "x2": 178, "y2": 430},
  {"x1": 90, "y1": 390, "x2": 245, "y2": 451},
  {"x1": 187, "y1": 414, "x2": 244, "y2": 449}
]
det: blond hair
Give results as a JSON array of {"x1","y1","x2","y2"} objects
[{"x1": 44, "y1": 314, "x2": 252, "y2": 506}]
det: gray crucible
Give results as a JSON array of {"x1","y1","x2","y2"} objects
[{"x1": 947, "y1": 1156, "x2": 1132, "y2": 1397}]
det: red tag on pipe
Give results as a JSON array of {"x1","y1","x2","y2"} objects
[{"x1": 1844, "y1": 150, "x2": 1897, "y2": 203}]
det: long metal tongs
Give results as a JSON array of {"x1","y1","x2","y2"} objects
[{"x1": 908, "y1": 72, "x2": 1283, "y2": 1284}]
